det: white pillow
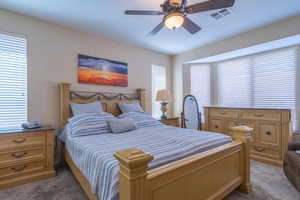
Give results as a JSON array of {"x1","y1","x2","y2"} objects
[
  {"x1": 71, "y1": 102, "x2": 103, "y2": 116},
  {"x1": 108, "y1": 117, "x2": 137, "y2": 133},
  {"x1": 118, "y1": 103, "x2": 144, "y2": 113},
  {"x1": 118, "y1": 112, "x2": 162, "y2": 128}
]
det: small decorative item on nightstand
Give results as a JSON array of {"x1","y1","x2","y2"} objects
[
  {"x1": 0, "y1": 126, "x2": 56, "y2": 190},
  {"x1": 156, "y1": 89, "x2": 172, "y2": 120}
]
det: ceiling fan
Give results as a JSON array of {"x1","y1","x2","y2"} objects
[{"x1": 125, "y1": 0, "x2": 235, "y2": 36}]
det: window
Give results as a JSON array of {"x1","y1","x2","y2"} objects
[
  {"x1": 0, "y1": 33, "x2": 27, "y2": 129},
  {"x1": 252, "y1": 48, "x2": 296, "y2": 109},
  {"x1": 152, "y1": 65, "x2": 166, "y2": 118},
  {"x1": 217, "y1": 47, "x2": 297, "y2": 130},
  {"x1": 217, "y1": 57, "x2": 252, "y2": 107},
  {"x1": 190, "y1": 64, "x2": 210, "y2": 121}
]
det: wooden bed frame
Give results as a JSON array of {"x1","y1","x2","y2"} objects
[{"x1": 59, "y1": 82, "x2": 253, "y2": 200}]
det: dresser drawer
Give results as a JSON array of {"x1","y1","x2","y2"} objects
[
  {"x1": 0, "y1": 132, "x2": 45, "y2": 151},
  {"x1": 0, "y1": 161, "x2": 44, "y2": 179},
  {"x1": 257, "y1": 123, "x2": 280, "y2": 147},
  {"x1": 251, "y1": 145, "x2": 281, "y2": 160},
  {"x1": 160, "y1": 118, "x2": 180, "y2": 127},
  {"x1": 209, "y1": 119, "x2": 225, "y2": 133},
  {"x1": 0, "y1": 148, "x2": 44, "y2": 165},
  {"x1": 209, "y1": 109, "x2": 238, "y2": 119},
  {"x1": 241, "y1": 110, "x2": 281, "y2": 122},
  {"x1": 228, "y1": 121, "x2": 255, "y2": 128}
]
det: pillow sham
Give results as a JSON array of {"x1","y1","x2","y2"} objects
[
  {"x1": 107, "y1": 117, "x2": 137, "y2": 133},
  {"x1": 71, "y1": 102, "x2": 103, "y2": 116},
  {"x1": 68, "y1": 113, "x2": 113, "y2": 137},
  {"x1": 118, "y1": 112, "x2": 162, "y2": 128},
  {"x1": 118, "y1": 103, "x2": 144, "y2": 113}
]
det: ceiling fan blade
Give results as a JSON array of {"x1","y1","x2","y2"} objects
[
  {"x1": 125, "y1": 10, "x2": 164, "y2": 15},
  {"x1": 182, "y1": 17, "x2": 202, "y2": 34},
  {"x1": 147, "y1": 22, "x2": 164, "y2": 36},
  {"x1": 186, "y1": 0, "x2": 235, "y2": 14}
]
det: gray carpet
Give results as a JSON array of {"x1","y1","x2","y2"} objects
[{"x1": 0, "y1": 161, "x2": 299, "y2": 200}]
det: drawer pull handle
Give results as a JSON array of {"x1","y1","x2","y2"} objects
[
  {"x1": 214, "y1": 125, "x2": 219, "y2": 128},
  {"x1": 266, "y1": 131, "x2": 272, "y2": 136},
  {"x1": 254, "y1": 147, "x2": 266, "y2": 152},
  {"x1": 220, "y1": 112, "x2": 227, "y2": 115},
  {"x1": 12, "y1": 152, "x2": 28, "y2": 158},
  {"x1": 12, "y1": 165, "x2": 27, "y2": 172},
  {"x1": 237, "y1": 123, "x2": 247, "y2": 126},
  {"x1": 12, "y1": 138, "x2": 26, "y2": 144},
  {"x1": 254, "y1": 113, "x2": 264, "y2": 117}
]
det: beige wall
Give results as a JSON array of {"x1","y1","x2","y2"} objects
[
  {"x1": 0, "y1": 9, "x2": 172, "y2": 129},
  {"x1": 172, "y1": 14, "x2": 300, "y2": 116}
]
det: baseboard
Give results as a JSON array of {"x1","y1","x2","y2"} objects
[
  {"x1": 0, "y1": 170, "x2": 56, "y2": 190},
  {"x1": 251, "y1": 155, "x2": 283, "y2": 168}
]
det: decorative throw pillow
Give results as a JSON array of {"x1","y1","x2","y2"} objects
[
  {"x1": 107, "y1": 117, "x2": 137, "y2": 133},
  {"x1": 68, "y1": 113, "x2": 113, "y2": 137},
  {"x1": 118, "y1": 112, "x2": 162, "y2": 128},
  {"x1": 71, "y1": 102, "x2": 103, "y2": 116},
  {"x1": 118, "y1": 103, "x2": 144, "y2": 113}
]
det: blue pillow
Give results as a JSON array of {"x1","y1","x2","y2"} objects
[
  {"x1": 118, "y1": 112, "x2": 162, "y2": 128},
  {"x1": 68, "y1": 113, "x2": 113, "y2": 137},
  {"x1": 71, "y1": 102, "x2": 103, "y2": 116},
  {"x1": 118, "y1": 103, "x2": 144, "y2": 113},
  {"x1": 108, "y1": 117, "x2": 137, "y2": 133}
]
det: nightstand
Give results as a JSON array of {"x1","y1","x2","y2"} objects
[
  {"x1": 0, "y1": 126, "x2": 56, "y2": 189},
  {"x1": 159, "y1": 117, "x2": 180, "y2": 127}
]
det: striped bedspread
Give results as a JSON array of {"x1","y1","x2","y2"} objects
[{"x1": 65, "y1": 125, "x2": 232, "y2": 200}]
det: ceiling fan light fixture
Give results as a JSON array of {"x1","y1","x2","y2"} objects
[{"x1": 164, "y1": 12, "x2": 184, "y2": 30}]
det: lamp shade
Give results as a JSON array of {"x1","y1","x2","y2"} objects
[{"x1": 156, "y1": 89, "x2": 172, "y2": 102}]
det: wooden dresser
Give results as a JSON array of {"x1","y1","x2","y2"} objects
[
  {"x1": 0, "y1": 126, "x2": 56, "y2": 189},
  {"x1": 160, "y1": 117, "x2": 180, "y2": 127},
  {"x1": 204, "y1": 106, "x2": 292, "y2": 167}
]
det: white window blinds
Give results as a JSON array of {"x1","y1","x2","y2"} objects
[
  {"x1": 252, "y1": 48, "x2": 297, "y2": 109},
  {"x1": 190, "y1": 64, "x2": 210, "y2": 121},
  {"x1": 152, "y1": 65, "x2": 166, "y2": 118},
  {"x1": 0, "y1": 33, "x2": 27, "y2": 129},
  {"x1": 217, "y1": 58, "x2": 251, "y2": 107},
  {"x1": 217, "y1": 47, "x2": 297, "y2": 130}
]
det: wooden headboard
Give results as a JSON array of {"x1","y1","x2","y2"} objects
[{"x1": 58, "y1": 82, "x2": 146, "y2": 128}]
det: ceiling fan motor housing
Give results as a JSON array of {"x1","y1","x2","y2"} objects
[
  {"x1": 161, "y1": 0, "x2": 183, "y2": 13},
  {"x1": 170, "y1": 0, "x2": 181, "y2": 7}
]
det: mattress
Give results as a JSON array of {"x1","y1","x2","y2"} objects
[{"x1": 63, "y1": 124, "x2": 232, "y2": 200}]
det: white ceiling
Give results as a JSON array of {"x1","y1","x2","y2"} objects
[
  {"x1": 189, "y1": 34, "x2": 300, "y2": 63},
  {"x1": 0, "y1": 0, "x2": 300, "y2": 55}
]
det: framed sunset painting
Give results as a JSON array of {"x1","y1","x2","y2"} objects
[{"x1": 78, "y1": 54, "x2": 128, "y2": 87}]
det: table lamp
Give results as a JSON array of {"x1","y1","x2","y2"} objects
[{"x1": 156, "y1": 89, "x2": 172, "y2": 119}]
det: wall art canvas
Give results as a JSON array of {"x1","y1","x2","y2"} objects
[{"x1": 78, "y1": 54, "x2": 128, "y2": 87}]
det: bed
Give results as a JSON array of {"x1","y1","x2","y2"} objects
[{"x1": 58, "y1": 82, "x2": 253, "y2": 200}]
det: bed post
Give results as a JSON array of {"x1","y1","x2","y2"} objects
[
  {"x1": 58, "y1": 82, "x2": 71, "y2": 128},
  {"x1": 230, "y1": 126, "x2": 253, "y2": 194},
  {"x1": 114, "y1": 148, "x2": 153, "y2": 200},
  {"x1": 137, "y1": 88, "x2": 146, "y2": 111}
]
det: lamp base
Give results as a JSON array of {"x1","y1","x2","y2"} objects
[{"x1": 160, "y1": 102, "x2": 168, "y2": 120}]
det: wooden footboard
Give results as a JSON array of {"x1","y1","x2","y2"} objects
[{"x1": 114, "y1": 126, "x2": 252, "y2": 200}]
